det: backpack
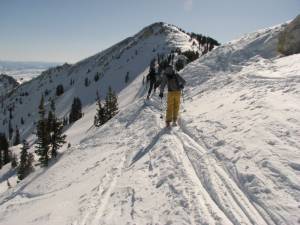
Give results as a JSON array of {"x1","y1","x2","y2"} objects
[{"x1": 174, "y1": 73, "x2": 185, "y2": 90}]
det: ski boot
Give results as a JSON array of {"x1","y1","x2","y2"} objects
[{"x1": 166, "y1": 121, "x2": 171, "y2": 128}]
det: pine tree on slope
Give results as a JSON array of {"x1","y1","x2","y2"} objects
[
  {"x1": 8, "y1": 119, "x2": 13, "y2": 140},
  {"x1": 48, "y1": 100, "x2": 66, "y2": 158},
  {"x1": 94, "y1": 91, "x2": 106, "y2": 127},
  {"x1": 104, "y1": 86, "x2": 119, "y2": 121},
  {"x1": 14, "y1": 126, "x2": 20, "y2": 146},
  {"x1": 69, "y1": 97, "x2": 83, "y2": 124},
  {"x1": 0, "y1": 133, "x2": 10, "y2": 165},
  {"x1": 18, "y1": 140, "x2": 33, "y2": 180},
  {"x1": 35, "y1": 96, "x2": 49, "y2": 167}
]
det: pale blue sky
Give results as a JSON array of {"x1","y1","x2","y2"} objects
[{"x1": 0, "y1": 0, "x2": 299, "y2": 63}]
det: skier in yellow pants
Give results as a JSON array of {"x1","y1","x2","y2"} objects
[{"x1": 159, "y1": 65, "x2": 186, "y2": 127}]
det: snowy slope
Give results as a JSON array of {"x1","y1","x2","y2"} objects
[
  {"x1": 0, "y1": 22, "x2": 198, "y2": 142},
  {"x1": 1, "y1": 22, "x2": 300, "y2": 225}
]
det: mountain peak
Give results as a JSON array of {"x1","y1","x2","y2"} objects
[{"x1": 135, "y1": 22, "x2": 187, "y2": 40}]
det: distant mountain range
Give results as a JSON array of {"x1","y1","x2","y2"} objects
[
  {"x1": 0, "y1": 60, "x2": 61, "y2": 71},
  {"x1": 0, "y1": 60, "x2": 62, "y2": 84}
]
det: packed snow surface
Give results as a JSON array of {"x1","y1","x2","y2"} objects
[{"x1": 1, "y1": 23, "x2": 300, "y2": 225}]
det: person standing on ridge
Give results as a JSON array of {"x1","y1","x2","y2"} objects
[
  {"x1": 159, "y1": 65, "x2": 186, "y2": 127},
  {"x1": 146, "y1": 67, "x2": 157, "y2": 99}
]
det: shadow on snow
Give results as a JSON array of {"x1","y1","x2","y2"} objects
[{"x1": 129, "y1": 127, "x2": 168, "y2": 166}]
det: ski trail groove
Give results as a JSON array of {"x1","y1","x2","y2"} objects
[
  {"x1": 148, "y1": 98, "x2": 266, "y2": 224},
  {"x1": 79, "y1": 157, "x2": 125, "y2": 225},
  {"x1": 167, "y1": 131, "x2": 234, "y2": 225},
  {"x1": 173, "y1": 129, "x2": 269, "y2": 225}
]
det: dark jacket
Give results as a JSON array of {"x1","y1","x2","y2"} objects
[
  {"x1": 160, "y1": 72, "x2": 186, "y2": 93},
  {"x1": 147, "y1": 68, "x2": 156, "y2": 82}
]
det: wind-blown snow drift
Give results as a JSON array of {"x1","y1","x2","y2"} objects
[{"x1": 0, "y1": 21, "x2": 300, "y2": 225}]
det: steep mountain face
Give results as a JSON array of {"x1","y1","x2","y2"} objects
[
  {"x1": 0, "y1": 22, "x2": 199, "y2": 141},
  {"x1": 0, "y1": 74, "x2": 18, "y2": 98},
  {"x1": 1, "y1": 20, "x2": 299, "y2": 225}
]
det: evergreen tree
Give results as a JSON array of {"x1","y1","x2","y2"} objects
[
  {"x1": 8, "y1": 119, "x2": 13, "y2": 140},
  {"x1": 47, "y1": 100, "x2": 55, "y2": 132},
  {"x1": 104, "y1": 86, "x2": 118, "y2": 121},
  {"x1": 35, "y1": 96, "x2": 49, "y2": 167},
  {"x1": 0, "y1": 133, "x2": 10, "y2": 165},
  {"x1": 13, "y1": 126, "x2": 20, "y2": 146},
  {"x1": 48, "y1": 100, "x2": 66, "y2": 158},
  {"x1": 94, "y1": 73, "x2": 100, "y2": 82},
  {"x1": 94, "y1": 91, "x2": 106, "y2": 127},
  {"x1": 84, "y1": 78, "x2": 90, "y2": 87},
  {"x1": 56, "y1": 84, "x2": 64, "y2": 96},
  {"x1": 110, "y1": 89, "x2": 119, "y2": 118},
  {"x1": 69, "y1": 97, "x2": 83, "y2": 123},
  {"x1": 18, "y1": 140, "x2": 33, "y2": 180},
  {"x1": 9, "y1": 107, "x2": 13, "y2": 119},
  {"x1": 125, "y1": 72, "x2": 130, "y2": 83}
]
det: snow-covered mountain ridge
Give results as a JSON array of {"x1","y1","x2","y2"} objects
[
  {"x1": 0, "y1": 22, "x2": 199, "y2": 141},
  {"x1": 1, "y1": 21, "x2": 300, "y2": 225}
]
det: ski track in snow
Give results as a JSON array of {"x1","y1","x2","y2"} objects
[
  {"x1": 78, "y1": 157, "x2": 125, "y2": 225},
  {"x1": 142, "y1": 99, "x2": 268, "y2": 225},
  {"x1": 173, "y1": 129, "x2": 267, "y2": 225}
]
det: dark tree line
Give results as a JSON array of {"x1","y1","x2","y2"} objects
[{"x1": 190, "y1": 33, "x2": 220, "y2": 54}]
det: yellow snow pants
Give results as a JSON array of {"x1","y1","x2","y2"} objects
[{"x1": 166, "y1": 91, "x2": 181, "y2": 122}]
